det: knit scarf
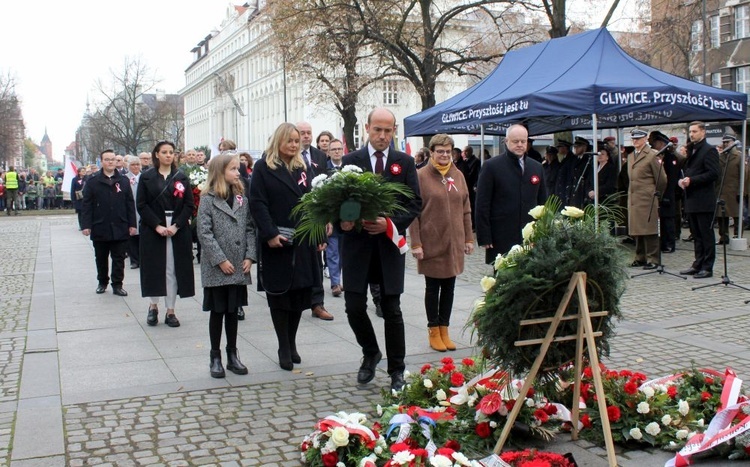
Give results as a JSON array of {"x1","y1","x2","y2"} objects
[{"x1": 431, "y1": 159, "x2": 451, "y2": 177}]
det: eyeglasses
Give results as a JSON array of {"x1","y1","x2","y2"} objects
[{"x1": 433, "y1": 149, "x2": 452, "y2": 155}]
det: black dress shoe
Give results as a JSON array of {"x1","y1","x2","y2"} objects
[
  {"x1": 682, "y1": 235, "x2": 694, "y2": 242},
  {"x1": 390, "y1": 371, "x2": 406, "y2": 392},
  {"x1": 356, "y1": 351, "x2": 382, "y2": 384},
  {"x1": 278, "y1": 349, "x2": 293, "y2": 371},
  {"x1": 375, "y1": 304, "x2": 383, "y2": 318},
  {"x1": 130, "y1": 263, "x2": 139, "y2": 269},
  {"x1": 95, "y1": 285, "x2": 107, "y2": 294},
  {"x1": 164, "y1": 314, "x2": 180, "y2": 327},
  {"x1": 237, "y1": 307, "x2": 245, "y2": 320},
  {"x1": 112, "y1": 287, "x2": 128, "y2": 297},
  {"x1": 642, "y1": 263, "x2": 658, "y2": 270},
  {"x1": 694, "y1": 270, "x2": 713, "y2": 279},
  {"x1": 679, "y1": 267, "x2": 699, "y2": 275},
  {"x1": 147, "y1": 308, "x2": 158, "y2": 326},
  {"x1": 630, "y1": 260, "x2": 646, "y2": 268}
]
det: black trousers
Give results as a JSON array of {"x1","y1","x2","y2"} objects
[
  {"x1": 93, "y1": 240, "x2": 127, "y2": 288},
  {"x1": 310, "y1": 251, "x2": 325, "y2": 308},
  {"x1": 660, "y1": 215, "x2": 676, "y2": 250},
  {"x1": 688, "y1": 212, "x2": 716, "y2": 272},
  {"x1": 344, "y1": 250, "x2": 404, "y2": 374},
  {"x1": 424, "y1": 276, "x2": 456, "y2": 327},
  {"x1": 128, "y1": 235, "x2": 140, "y2": 266}
]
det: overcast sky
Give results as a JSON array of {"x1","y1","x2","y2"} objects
[{"x1": 1, "y1": 1, "x2": 227, "y2": 157}]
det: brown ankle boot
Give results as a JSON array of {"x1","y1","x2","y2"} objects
[
  {"x1": 439, "y1": 326, "x2": 456, "y2": 350},
  {"x1": 428, "y1": 326, "x2": 446, "y2": 352}
]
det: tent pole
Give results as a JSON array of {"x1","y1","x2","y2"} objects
[
  {"x1": 480, "y1": 125, "x2": 485, "y2": 166},
  {"x1": 739, "y1": 121, "x2": 747, "y2": 240},
  {"x1": 593, "y1": 114, "x2": 599, "y2": 230}
]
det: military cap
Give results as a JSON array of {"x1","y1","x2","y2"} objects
[
  {"x1": 545, "y1": 145, "x2": 558, "y2": 155},
  {"x1": 669, "y1": 136, "x2": 679, "y2": 145},
  {"x1": 555, "y1": 139, "x2": 572, "y2": 148},
  {"x1": 573, "y1": 136, "x2": 590, "y2": 146},
  {"x1": 630, "y1": 128, "x2": 648, "y2": 139},
  {"x1": 603, "y1": 136, "x2": 616, "y2": 142},
  {"x1": 722, "y1": 133, "x2": 737, "y2": 142},
  {"x1": 649, "y1": 131, "x2": 671, "y2": 145}
]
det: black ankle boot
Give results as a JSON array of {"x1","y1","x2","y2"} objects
[
  {"x1": 278, "y1": 349, "x2": 293, "y2": 371},
  {"x1": 210, "y1": 350, "x2": 225, "y2": 378},
  {"x1": 226, "y1": 347, "x2": 248, "y2": 375},
  {"x1": 291, "y1": 350, "x2": 301, "y2": 364}
]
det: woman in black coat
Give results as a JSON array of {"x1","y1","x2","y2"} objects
[
  {"x1": 587, "y1": 147, "x2": 618, "y2": 205},
  {"x1": 249, "y1": 123, "x2": 321, "y2": 371},
  {"x1": 71, "y1": 170, "x2": 86, "y2": 229},
  {"x1": 137, "y1": 141, "x2": 195, "y2": 328}
]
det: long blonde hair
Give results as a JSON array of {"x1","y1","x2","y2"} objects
[
  {"x1": 201, "y1": 153, "x2": 244, "y2": 199},
  {"x1": 265, "y1": 123, "x2": 306, "y2": 171}
]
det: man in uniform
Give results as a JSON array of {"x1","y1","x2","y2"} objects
[
  {"x1": 649, "y1": 131, "x2": 681, "y2": 253},
  {"x1": 627, "y1": 129, "x2": 666, "y2": 269},
  {"x1": 715, "y1": 134, "x2": 742, "y2": 245}
]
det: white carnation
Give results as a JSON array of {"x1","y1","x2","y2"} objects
[
  {"x1": 507, "y1": 244, "x2": 524, "y2": 257},
  {"x1": 311, "y1": 173, "x2": 328, "y2": 188},
  {"x1": 392, "y1": 450, "x2": 415, "y2": 464},
  {"x1": 429, "y1": 454, "x2": 452, "y2": 467},
  {"x1": 342, "y1": 165, "x2": 363, "y2": 173},
  {"x1": 452, "y1": 452, "x2": 472, "y2": 466}
]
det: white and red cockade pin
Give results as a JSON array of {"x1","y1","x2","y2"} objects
[
  {"x1": 174, "y1": 181, "x2": 185, "y2": 198},
  {"x1": 530, "y1": 175, "x2": 540, "y2": 185},
  {"x1": 390, "y1": 163, "x2": 402, "y2": 175}
]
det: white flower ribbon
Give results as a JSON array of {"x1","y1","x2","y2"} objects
[{"x1": 317, "y1": 415, "x2": 377, "y2": 442}]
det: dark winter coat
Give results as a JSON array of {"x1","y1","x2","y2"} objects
[
  {"x1": 249, "y1": 158, "x2": 320, "y2": 294},
  {"x1": 683, "y1": 139, "x2": 720, "y2": 214},
  {"x1": 340, "y1": 147, "x2": 422, "y2": 295},
  {"x1": 659, "y1": 149, "x2": 682, "y2": 218},
  {"x1": 475, "y1": 151, "x2": 546, "y2": 263},
  {"x1": 80, "y1": 170, "x2": 136, "y2": 241},
  {"x1": 136, "y1": 168, "x2": 195, "y2": 298},
  {"x1": 71, "y1": 174, "x2": 86, "y2": 212}
]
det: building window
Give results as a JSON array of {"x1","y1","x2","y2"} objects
[
  {"x1": 736, "y1": 5, "x2": 750, "y2": 39},
  {"x1": 712, "y1": 72, "x2": 722, "y2": 88},
  {"x1": 383, "y1": 80, "x2": 398, "y2": 105},
  {"x1": 736, "y1": 66, "x2": 750, "y2": 95},
  {"x1": 353, "y1": 124, "x2": 361, "y2": 149},
  {"x1": 691, "y1": 20, "x2": 703, "y2": 52},
  {"x1": 693, "y1": 75, "x2": 704, "y2": 84},
  {"x1": 710, "y1": 15, "x2": 720, "y2": 48}
]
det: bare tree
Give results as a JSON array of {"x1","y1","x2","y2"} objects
[
  {"x1": 0, "y1": 72, "x2": 24, "y2": 168},
  {"x1": 648, "y1": 0, "x2": 702, "y2": 79},
  {"x1": 516, "y1": 0, "x2": 623, "y2": 38},
  {"x1": 268, "y1": 0, "x2": 398, "y2": 150}
]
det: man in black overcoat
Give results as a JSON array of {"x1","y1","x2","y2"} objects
[
  {"x1": 475, "y1": 124, "x2": 547, "y2": 264},
  {"x1": 340, "y1": 108, "x2": 422, "y2": 392},
  {"x1": 649, "y1": 131, "x2": 680, "y2": 253},
  {"x1": 80, "y1": 149, "x2": 137, "y2": 296},
  {"x1": 678, "y1": 121, "x2": 720, "y2": 278}
]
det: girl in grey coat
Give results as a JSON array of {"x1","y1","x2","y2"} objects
[{"x1": 197, "y1": 153, "x2": 257, "y2": 378}]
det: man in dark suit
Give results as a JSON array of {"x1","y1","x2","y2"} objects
[
  {"x1": 297, "y1": 121, "x2": 334, "y2": 321},
  {"x1": 81, "y1": 149, "x2": 137, "y2": 296},
  {"x1": 475, "y1": 124, "x2": 547, "y2": 264},
  {"x1": 340, "y1": 108, "x2": 422, "y2": 392},
  {"x1": 649, "y1": 131, "x2": 681, "y2": 253},
  {"x1": 679, "y1": 121, "x2": 720, "y2": 278}
]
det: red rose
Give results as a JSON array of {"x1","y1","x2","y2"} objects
[
  {"x1": 583, "y1": 367, "x2": 593, "y2": 379},
  {"x1": 451, "y1": 372, "x2": 465, "y2": 386},
  {"x1": 475, "y1": 422, "x2": 491, "y2": 438},
  {"x1": 533, "y1": 408, "x2": 549, "y2": 423},
  {"x1": 581, "y1": 414, "x2": 593, "y2": 428},
  {"x1": 607, "y1": 405, "x2": 621, "y2": 422},
  {"x1": 623, "y1": 381, "x2": 638, "y2": 395},
  {"x1": 667, "y1": 386, "x2": 678, "y2": 399},
  {"x1": 544, "y1": 404, "x2": 558, "y2": 415},
  {"x1": 478, "y1": 392, "x2": 503, "y2": 415},
  {"x1": 462, "y1": 358, "x2": 475, "y2": 366},
  {"x1": 701, "y1": 391, "x2": 711, "y2": 402},
  {"x1": 420, "y1": 364, "x2": 431, "y2": 374},
  {"x1": 322, "y1": 452, "x2": 338, "y2": 467},
  {"x1": 444, "y1": 439, "x2": 461, "y2": 451}
]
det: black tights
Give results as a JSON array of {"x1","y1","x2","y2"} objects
[
  {"x1": 270, "y1": 308, "x2": 303, "y2": 360},
  {"x1": 209, "y1": 311, "x2": 239, "y2": 350},
  {"x1": 424, "y1": 276, "x2": 456, "y2": 327}
]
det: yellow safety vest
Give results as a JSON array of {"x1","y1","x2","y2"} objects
[{"x1": 5, "y1": 171, "x2": 18, "y2": 189}]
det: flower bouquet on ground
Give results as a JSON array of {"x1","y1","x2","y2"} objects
[
  {"x1": 499, "y1": 449, "x2": 575, "y2": 467},
  {"x1": 291, "y1": 165, "x2": 415, "y2": 245},
  {"x1": 469, "y1": 197, "x2": 627, "y2": 392},
  {"x1": 300, "y1": 411, "x2": 390, "y2": 467}
]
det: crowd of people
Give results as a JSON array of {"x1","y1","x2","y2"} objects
[{"x1": 73, "y1": 114, "x2": 746, "y2": 390}]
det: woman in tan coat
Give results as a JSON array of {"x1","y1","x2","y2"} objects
[{"x1": 409, "y1": 134, "x2": 474, "y2": 352}]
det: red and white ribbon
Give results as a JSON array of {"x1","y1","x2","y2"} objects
[
  {"x1": 385, "y1": 217, "x2": 408, "y2": 254},
  {"x1": 298, "y1": 172, "x2": 307, "y2": 187},
  {"x1": 446, "y1": 177, "x2": 457, "y2": 192},
  {"x1": 317, "y1": 415, "x2": 377, "y2": 442}
]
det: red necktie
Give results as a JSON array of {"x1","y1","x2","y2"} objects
[{"x1": 374, "y1": 151, "x2": 384, "y2": 174}]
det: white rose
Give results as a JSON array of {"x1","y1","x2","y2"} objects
[
  {"x1": 678, "y1": 400, "x2": 690, "y2": 416},
  {"x1": 561, "y1": 206, "x2": 585, "y2": 218},
  {"x1": 429, "y1": 454, "x2": 452, "y2": 467},
  {"x1": 480, "y1": 276, "x2": 496, "y2": 292},
  {"x1": 521, "y1": 221, "x2": 536, "y2": 243},
  {"x1": 641, "y1": 386, "x2": 655, "y2": 398},
  {"x1": 392, "y1": 450, "x2": 415, "y2": 464},
  {"x1": 508, "y1": 244, "x2": 524, "y2": 257},
  {"x1": 528, "y1": 205, "x2": 545, "y2": 219},
  {"x1": 525, "y1": 398, "x2": 535, "y2": 407},
  {"x1": 493, "y1": 253, "x2": 505, "y2": 270},
  {"x1": 661, "y1": 414, "x2": 672, "y2": 426},
  {"x1": 436, "y1": 389, "x2": 447, "y2": 401},
  {"x1": 676, "y1": 429, "x2": 689, "y2": 440},
  {"x1": 645, "y1": 422, "x2": 661, "y2": 436},
  {"x1": 423, "y1": 379, "x2": 434, "y2": 389},
  {"x1": 329, "y1": 426, "x2": 350, "y2": 447},
  {"x1": 636, "y1": 401, "x2": 650, "y2": 414},
  {"x1": 629, "y1": 427, "x2": 643, "y2": 440}
]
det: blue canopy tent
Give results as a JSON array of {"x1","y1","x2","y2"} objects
[
  {"x1": 404, "y1": 28, "x2": 747, "y2": 137},
  {"x1": 404, "y1": 28, "x2": 748, "y2": 232}
]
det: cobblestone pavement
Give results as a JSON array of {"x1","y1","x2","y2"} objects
[{"x1": 3, "y1": 216, "x2": 750, "y2": 466}]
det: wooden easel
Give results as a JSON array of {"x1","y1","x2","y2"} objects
[{"x1": 492, "y1": 272, "x2": 618, "y2": 467}]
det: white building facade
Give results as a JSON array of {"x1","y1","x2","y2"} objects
[{"x1": 181, "y1": 3, "x2": 475, "y2": 156}]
